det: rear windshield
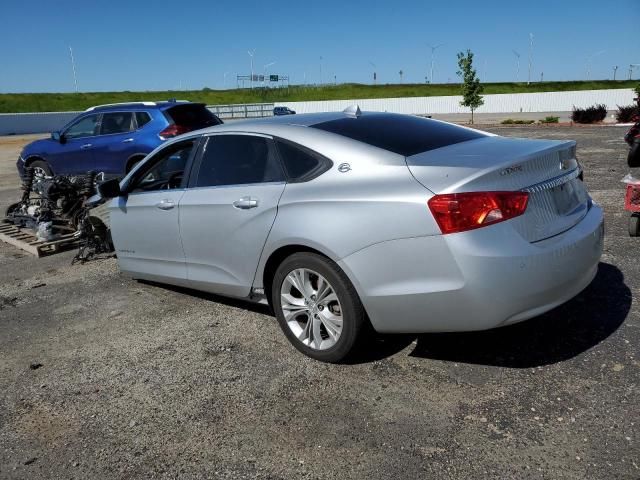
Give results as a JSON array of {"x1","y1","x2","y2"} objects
[
  {"x1": 165, "y1": 104, "x2": 222, "y2": 128},
  {"x1": 310, "y1": 113, "x2": 484, "y2": 156}
]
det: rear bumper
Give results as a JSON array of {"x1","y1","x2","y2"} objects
[{"x1": 339, "y1": 202, "x2": 604, "y2": 333}]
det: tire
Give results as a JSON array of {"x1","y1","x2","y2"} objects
[
  {"x1": 629, "y1": 214, "x2": 640, "y2": 237},
  {"x1": 271, "y1": 252, "x2": 366, "y2": 363},
  {"x1": 126, "y1": 156, "x2": 145, "y2": 173},
  {"x1": 28, "y1": 159, "x2": 52, "y2": 178},
  {"x1": 628, "y1": 141, "x2": 640, "y2": 168}
]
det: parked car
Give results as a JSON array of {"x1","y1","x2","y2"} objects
[
  {"x1": 98, "y1": 109, "x2": 604, "y2": 362},
  {"x1": 274, "y1": 106, "x2": 296, "y2": 116},
  {"x1": 17, "y1": 101, "x2": 222, "y2": 179}
]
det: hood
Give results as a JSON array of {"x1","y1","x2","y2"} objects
[{"x1": 21, "y1": 137, "x2": 55, "y2": 157}]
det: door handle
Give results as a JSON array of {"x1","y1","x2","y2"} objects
[
  {"x1": 156, "y1": 199, "x2": 175, "y2": 210},
  {"x1": 122, "y1": 138, "x2": 134, "y2": 143},
  {"x1": 232, "y1": 197, "x2": 259, "y2": 209},
  {"x1": 80, "y1": 143, "x2": 92, "y2": 149}
]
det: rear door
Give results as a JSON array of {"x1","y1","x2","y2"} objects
[
  {"x1": 91, "y1": 111, "x2": 137, "y2": 175},
  {"x1": 108, "y1": 138, "x2": 199, "y2": 283},
  {"x1": 179, "y1": 133, "x2": 286, "y2": 297}
]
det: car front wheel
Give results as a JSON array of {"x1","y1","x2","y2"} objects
[
  {"x1": 272, "y1": 252, "x2": 366, "y2": 363},
  {"x1": 29, "y1": 159, "x2": 52, "y2": 179}
]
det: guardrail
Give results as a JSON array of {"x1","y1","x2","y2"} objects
[{"x1": 207, "y1": 103, "x2": 274, "y2": 119}]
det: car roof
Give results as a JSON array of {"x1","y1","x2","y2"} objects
[
  {"x1": 85, "y1": 100, "x2": 199, "y2": 112},
  {"x1": 189, "y1": 110, "x2": 489, "y2": 157}
]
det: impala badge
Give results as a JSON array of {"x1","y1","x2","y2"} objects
[
  {"x1": 338, "y1": 163, "x2": 352, "y2": 173},
  {"x1": 500, "y1": 164, "x2": 523, "y2": 176}
]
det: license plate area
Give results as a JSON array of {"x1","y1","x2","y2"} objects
[{"x1": 551, "y1": 179, "x2": 585, "y2": 215}]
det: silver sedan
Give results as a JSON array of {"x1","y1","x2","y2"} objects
[{"x1": 98, "y1": 108, "x2": 604, "y2": 362}]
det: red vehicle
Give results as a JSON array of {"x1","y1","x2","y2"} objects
[
  {"x1": 625, "y1": 98, "x2": 640, "y2": 167},
  {"x1": 624, "y1": 97, "x2": 640, "y2": 236}
]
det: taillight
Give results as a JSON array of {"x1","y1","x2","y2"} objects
[
  {"x1": 428, "y1": 191, "x2": 529, "y2": 234},
  {"x1": 159, "y1": 124, "x2": 190, "y2": 140}
]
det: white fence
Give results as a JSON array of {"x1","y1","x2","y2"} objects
[
  {"x1": 278, "y1": 89, "x2": 636, "y2": 115},
  {"x1": 0, "y1": 89, "x2": 635, "y2": 135}
]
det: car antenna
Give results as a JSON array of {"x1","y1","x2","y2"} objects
[{"x1": 343, "y1": 105, "x2": 362, "y2": 118}]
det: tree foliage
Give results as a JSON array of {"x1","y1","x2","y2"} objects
[{"x1": 456, "y1": 50, "x2": 484, "y2": 124}]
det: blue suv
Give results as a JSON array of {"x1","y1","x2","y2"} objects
[{"x1": 17, "y1": 101, "x2": 222, "y2": 179}]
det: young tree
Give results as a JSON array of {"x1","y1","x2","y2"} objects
[{"x1": 456, "y1": 50, "x2": 484, "y2": 124}]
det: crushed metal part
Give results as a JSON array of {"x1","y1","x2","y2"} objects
[{"x1": 3, "y1": 168, "x2": 114, "y2": 260}]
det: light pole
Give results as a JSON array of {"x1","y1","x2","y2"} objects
[
  {"x1": 628, "y1": 64, "x2": 640, "y2": 80},
  {"x1": 399, "y1": 70, "x2": 403, "y2": 83},
  {"x1": 223, "y1": 72, "x2": 229, "y2": 89},
  {"x1": 512, "y1": 50, "x2": 521, "y2": 82},
  {"x1": 319, "y1": 56, "x2": 323, "y2": 86},
  {"x1": 527, "y1": 33, "x2": 534, "y2": 85},
  {"x1": 69, "y1": 46, "x2": 78, "y2": 93},
  {"x1": 263, "y1": 62, "x2": 275, "y2": 86},
  {"x1": 369, "y1": 61, "x2": 377, "y2": 85},
  {"x1": 428, "y1": 43, "x2": 445, "y2": 84},
  {"x1": 613, "y1": 66, "x2": 618, "y2": 81},
  {"x1": 248, "y1": 49, "x2": 256, "y2": 89}
]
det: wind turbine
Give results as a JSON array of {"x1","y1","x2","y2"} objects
[
  {"x1": 369, "y1": 61, "x2": 377, "y2": 85},
  {"x1": 527, "y1": 33, "x2": 534, "y2": 85},
  {"x1": 427, "y1": 43, "x2": 445, "y2": 84},
  {"x1": 586, "y1": 50, "x2": 605, "y2": 80},
  {"x1": 512, "y1": 50, "x2": 521, "y2": 82},
  {"x1": 248, "y1": 49, "x2": 256, "y2": 89},
  {"x1": 263, "y1": 62, "x2": 276, "y2": 86},
  {"x1": 69, "y1": 46, "x2": 78, "y2": 92}
]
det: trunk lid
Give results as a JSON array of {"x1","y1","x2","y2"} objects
[{"x1": 407, "y1": 136, "x2": 589, "y2": 242}]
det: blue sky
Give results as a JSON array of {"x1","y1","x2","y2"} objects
[{"x1": 1, "y1": 0, "x2": 639, "y2": 93}]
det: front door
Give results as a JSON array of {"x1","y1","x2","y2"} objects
[
  {"x1": 48, "y1": 113, "x2": 100, "y2": 175},
  {"x1": 179, "y1": 133, "x2": 286, "y2": 297},
  {"x1": 108, "y1": 138, "x2": 198, "y2": 283}
]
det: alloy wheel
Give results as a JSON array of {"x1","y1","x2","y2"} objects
[{"x1": 280, "y1": 268, "x2": 343, "y2": 350}]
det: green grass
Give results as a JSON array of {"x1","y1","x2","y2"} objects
[{"x1": 0, "y1": 80, "x2": 636, "y2": 113}]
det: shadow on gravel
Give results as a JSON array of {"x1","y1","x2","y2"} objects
[
  {"x1": 408, "y1": 262, "x2": 630, "y2": 368},
  {"x1": 141, "y1": 262, "x2": 629, "y2": 369},
  {"x1": 138, "y1": 280, "x2": 274, "y2": 317}
]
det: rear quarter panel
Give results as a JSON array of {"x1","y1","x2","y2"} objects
[{"x1": 252, "y1": 130, "x2": 441, "y2": 290}]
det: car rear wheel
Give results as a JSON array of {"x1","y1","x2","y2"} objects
[
  {"x1": 629, "y1": 213, "x2": 640, "y2": 237},
  {"x1": 29, "y1": 160, "x2": 52, "y2": 179},
  {"x1": 272, "y1": 252, "x2": 366, "y2": 363}
]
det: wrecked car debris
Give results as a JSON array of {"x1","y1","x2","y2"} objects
[{"x1": 2, "y1": 168, "x2": 113, "y2": 259}]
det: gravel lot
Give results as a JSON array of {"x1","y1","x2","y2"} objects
[{"x1": 0, "y1": 126, "x2": 638, "y2": 479}]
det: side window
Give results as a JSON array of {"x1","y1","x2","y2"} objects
[
  {"x1": 275, "y1": 139, "x2": 332, "y2": 182},
  {"x1": 129, "y1": 140, "x2": 195, "y2": 193},
  {"x1": 194, "y1": 135, "x2": 284, "y2": 188},
  {"x1": 135, "y1": 112, "x2": 152, "y2": 128},
  {"x1": 65, "y1": 114, "x2": 99, "y2": 139},
  {"x1": 100, "y1": 112, "x2": 134, "y2": 135}
]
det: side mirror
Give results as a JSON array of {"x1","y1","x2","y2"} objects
[
  {"x1": 51, "y1": 131, "x2": 66, "y2": 144},
  {"x1": 98, "y1": 178, "x2": 123, "y2": 198}
]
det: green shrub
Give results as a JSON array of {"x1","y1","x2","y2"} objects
[
  {"x1": 616, "y1": 105, "x2": 639, "y2": 123},
  {"x1": 571, "y1": 104, "x2": 607, "y2": 123},
  {"x1": 539, "y1": 116, "x2": 560, "y2": 124},
  {"x1": 501, "y1": 119, "x2": 535, "y2": 125}
]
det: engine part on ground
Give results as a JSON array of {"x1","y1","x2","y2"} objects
[
  {"x1": 3, "y1": 168, "x2": 114, "y2": 259},
  {"x1": 72, "y1": 211, "x2": 114, "y2": 264}
]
